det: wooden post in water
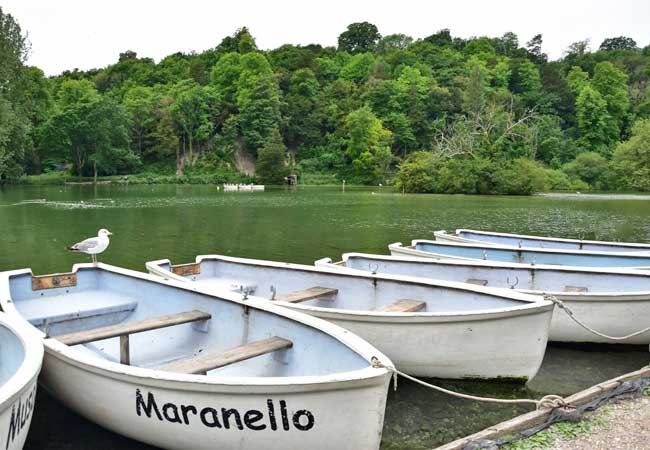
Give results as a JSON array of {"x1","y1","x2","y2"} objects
[{"x1": 342, "y1": 180, "x2": 346, "y2": 192}]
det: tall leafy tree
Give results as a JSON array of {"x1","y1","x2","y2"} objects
[
  {"x1": 236, "y1": 53, "x2": 281, "y2": 153},
  {"x1": 255, "y1": 128, "x2": 289, "y2": 183},
  {"x1": 337, "y1": 22, "x2": 381, "y2": 54},
  {"x1": 0, "y1": 7, "x2": 30, "y2": 178}
]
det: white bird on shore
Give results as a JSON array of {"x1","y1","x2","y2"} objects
[{"x1": 67, "y1": 229, "x2": 113, "y2": 265}]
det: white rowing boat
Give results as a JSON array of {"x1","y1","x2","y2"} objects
[
  {"x1": 315, "y1": 253, "x2": 650, "y2": 345},
  {"x1": 0, "y1": 313, "x2": 43, "y2": 450},
  {"x1": 0, "y1": 264, "x2": 391, "y2": 450},
  {"x1": 389, "y1": 240, "x2": 650, "y2": 268},
  {"x1": 435, "y1": 229, "x2": 650, "y2": 253},
  {"x1": 146, "y1": 255, "x2": 553, "y2": 381}
]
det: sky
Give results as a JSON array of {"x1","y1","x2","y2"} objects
[{"x1": 4, "y1": 0, "x2": 650, "y2": 76}]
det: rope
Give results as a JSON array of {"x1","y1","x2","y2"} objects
[
  {"x1": 370, "y1": 357, "x2": 569, "y2": 411},
  {"x1": 544, "y1": 295, "x2": 650, "y2": 341}
]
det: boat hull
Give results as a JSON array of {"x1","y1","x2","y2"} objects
[
  {"x1": 147, "y1": 257, "x2": 554, "y2": 381},
  {"x1": 318, "y1": 254, "x2": 650, "y2": 345},
  {"x1": 292, "y1": 308, "x2": 552, "y2": 380},
  {"x1": 435, "y1": 229, "x2": 650, "y2": 253},
  {"x1": 0, "y1": 318, "x2": 43, "y2": 450},
  {"x1": 40, "y1": 347, "x2": 389, "y2": 450},
  {"x1": 389, "y1": 241, "x2": 650, "y2": 268}
]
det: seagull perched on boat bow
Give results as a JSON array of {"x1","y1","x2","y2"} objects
[{"x1": 67, "y1": 229, "x2": 113, "y2": 265}]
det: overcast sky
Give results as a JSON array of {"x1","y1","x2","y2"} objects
[{"x1": 4, "y1": 0, "x2": 650, "y2": 76}]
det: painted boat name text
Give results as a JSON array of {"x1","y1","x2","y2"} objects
[{"x1": 136, "y1": 390, "x2": 315, "y2": 431}]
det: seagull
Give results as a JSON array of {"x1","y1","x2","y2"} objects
[{"x1": 67, "y1": 229, "x2": 113, "y2": 265}]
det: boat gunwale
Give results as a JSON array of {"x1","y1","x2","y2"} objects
[
  {"x1": 145, "y1": 256, "x2": 555, "y2": 322},
  {"x1": 389, "y1": 242, "x2": 650, "y2": 269},
  {"x1": 417, "y1": 237, "x2": 650, "y2": 258},
  {"x1": 0, "y1": 264, "x2": 391, "y2": 391},
  {"x1": 444, "y1": 228, "x2": 650, "y2": 250},
  {"x1": 321, "y1": 253, "x2": 650, "y2": 302},
  {"x1": 0, "y1": 312, "x2": 43, "y2": 411}
]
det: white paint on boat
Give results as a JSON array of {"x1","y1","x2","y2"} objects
[
  {"x1": 389, "y1": 241, "x2": 650, "y2": 269},
  {"x1": 0, "y1": 313, "x2": 43, "y2": 450},
  {"x1": 316, "y1": 253, "x2": 650, "y2": 345},
  {"x1": 0, "y1": 264, "x2": 391, "y2": 450},
  {"x1": 146, "y1": 256, "x2": 553, "y2": 381},
  {"x1": 435, "y1": 229, "x2": 650, "y2": 253}
]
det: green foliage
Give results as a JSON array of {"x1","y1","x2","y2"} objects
[
  {"x1": 611, "y1": 119, "x2": 650, "y2": 190},
  {"x1": 255, "y1": 128, "x2": 289, "y2": 184},
  {"x1": 563, "y1": 152, "x2": 610, "y2": 188},
  {"x1": 338, "y1": 22, "x2": 381, "y2": 54},
  {"x1": 3, "y1": 17, "x2": 650, "y2": 192}
]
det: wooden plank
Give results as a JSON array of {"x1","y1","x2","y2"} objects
[
  {"x1": 53, "y1": 310, "x2": 212, "y2": 346},
  {"x1": 376, "y1": 300, "x2": 426, "y2": 313},
  {"x1": 436, "y1": 365, "x2": 650, "y2": 450},
  {"x1": 565, "y1": 285, "x2": 588, "y2": 293},
  {"x1": 171, "y1": 263, "x2": 201, "y2": 276},
  {"x1": 466, "y1": 278, "x2": 488, "y2": 286},
  {"x1": 32, "y1": 273, "x2": 77, "y2": 291},
  {"x1": 120, "y1": 335, "x2": 130, "y2": 365},
  {"x1": 274, "y1": 287, "x2": 338, "y2": 304},
  {"x1": 159, "y1": 337, "x2": 293, "y2": 375}
]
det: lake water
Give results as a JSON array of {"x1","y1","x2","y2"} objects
[{"x1": 1, "y1": 185, "x2": 649, "y2": 449}]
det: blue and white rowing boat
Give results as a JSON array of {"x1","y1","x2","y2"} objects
[
  {"x1": 389, "y1": 240, "x2": 650, "y2": 268},
  {"x1": 146, "y1": 255, "x2": 553, "y2": 382},
  {"x1": 434, "y1": 229, "x2": 650, "y2": 253},
  {"x1": 315, "y1": 253, "x2": 650, "y2": 345},
  {"x1": 0, "y1": 263, "x2": 391, "y2": 450}
]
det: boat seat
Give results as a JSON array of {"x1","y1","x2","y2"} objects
[
  {"x1": 564, "y1": 286, "x2": 588, "y2": 293},
  {"x1": 51, "y1": 310, "x2": 212, "y2": 365},
  {"x1": 158, "y1": 337, "x2": 293, "y2": 375},
  {"x1": 20, "y1": 292, "x2": 138, "y2": 328},
  {"x1": 375, "y1": 300, "x2": 426, "y2": 313},
  {"x1": 274, "y1": 287, "x2": 338, "y2": 304},
  {"x1": 466, "y1": 278, "x2": 488, "y2": 286}
]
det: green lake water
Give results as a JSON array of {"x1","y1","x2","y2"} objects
[{"x1": 1, "y1": 185, "x2": 649, "y2": 449}]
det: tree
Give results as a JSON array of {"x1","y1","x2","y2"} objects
[
  {"x1": 376, "y1": 34, "x2": 413, "y2": 55},
  {"x1": 345, "y1": 106, "x2": 393, "y2": 183},
  {"x1": 338, "y1": 22, "x2": 381, "y2": 54},
  {"x1": 170, "y1": 82, "x2": 217, "y2": 165},
  {"x1": 0, "y1": 7, "x2": 30, "y2": 178},
  {"x1": 123, "y1": 86, "x2": 155, "y2": 154},
  {"x1": 611, "y1": 119, "x2": 650, "y2": 190},
  {"x1": 255, "y1": 128, "x2": 288, "y2": 183},
  {"x1": 395, "y1": 151, "x2": 438, "y2": 192},
  {"x1": 41, "y1": 80, "x2": 136, "y2": 176},
  {"x1": 599, "y1": 36, "x2": 637, "y2": 52},
  {"x1": 575, "y1": 85, "x2": 611, "y2": 149},
  {"x1": 526, "y1": 34, "x2": 547, "y2": 64},
  {"x1": 591, "y1": 61, "x2": 629, "y2": 140},
  {"x1": 236, "y1": 53, "x2": 281, "y2": 153}
]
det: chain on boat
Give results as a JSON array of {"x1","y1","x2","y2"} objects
[
  {"x1": 544, "y1": 295, "x2": 650, "y2": 341},
  {"x1": 370, "y1": 357, "x2": 569, "y2": 411}
]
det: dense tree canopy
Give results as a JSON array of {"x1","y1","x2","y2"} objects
[{"x1": 2, "y1": 16, "x2": 650, "y2": 193}]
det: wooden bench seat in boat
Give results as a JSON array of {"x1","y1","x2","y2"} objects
[
  {"x1": 159, "y1": 336, "x2": 293, "y2": 375},
  {"x1": 52, "y1": 310, "x2": 212, "y2": 365},
  {"x1": 274, "y1": 287, "x2": 339, "y2": 304},
  {"x1": 375, "y1": 300, "x2": 426, "y2": 313},
  {"x1": 21, "y1": 292, "x2": 138, "y2": 328}
]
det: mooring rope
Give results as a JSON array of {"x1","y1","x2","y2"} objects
[
  {"x1": 370, "y1": 357, "x2": 569, "y2": 411},
  {"x1": 544, "y1": 295, "x2": 650, "y2": 341}
]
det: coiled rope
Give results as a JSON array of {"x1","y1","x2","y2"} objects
[
  {"x1": 370, "y1": 357, "x2": 569, "y2": 411},
  {"x1": 544, "y1": 295, "x2": 650, "y2": 341}
]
